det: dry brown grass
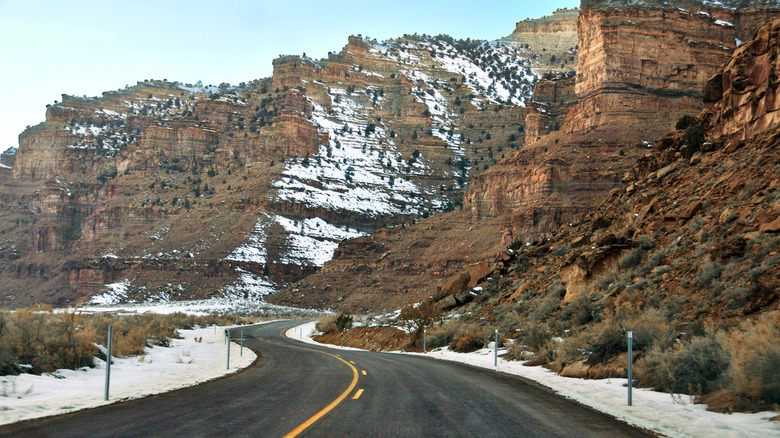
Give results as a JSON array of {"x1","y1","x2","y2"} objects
[{"x1": 0, "y1": 307, "x2": 259, "y2": 375}]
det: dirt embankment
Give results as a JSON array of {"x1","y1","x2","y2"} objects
[{"x1": 313, "y1": 326, "x2": 411, "y2": 352}]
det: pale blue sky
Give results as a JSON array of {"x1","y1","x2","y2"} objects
[{"x1": 0, "y1": 0, "x2": 579, "y2": 153}]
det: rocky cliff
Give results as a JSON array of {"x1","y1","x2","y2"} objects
[
  {"x1": 465, "y1": 2, "x2": 780, "y2": 247},
  {"x1": 269, "y1": 2, "x2": 780, "y2": 313},
  {"x1": 508, "y1": 8, "x2": 580, "y2": 74},
  {"x1": 0, "y1": 30, "x2": 540, "y2": 307},
  {"x1": 454, "y1": 15, "x2": 780, "y2": 357},
  {"x1": 702, "y1": 16, "x2": 780, "y2": 148}
]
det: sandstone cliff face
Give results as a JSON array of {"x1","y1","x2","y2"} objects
[
  {"x1": 509, "y1": 8, "x2": 580, "y2": 74},
  {"x1": 524, "y1": 74, "x2": 576, "y2": 144},
  {"x1": 465, "y1": 4, "x2": 780, "y2": 246},
  {"x1": 702, "y1": 17, "x2": 780, "y2": 148},
  {"x1": 464, "y1": 17, "x2": 780, "y2": 333},
  {"x1": 570, "y1": 7, "x2": 738, "y2": 135},
  {"x1": 1, "y1": 31, "x2": 539, "y2": 307}
]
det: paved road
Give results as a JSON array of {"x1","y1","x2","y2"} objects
[{"x1": 0, "y1": 320, "x2": 651, "y2": 437}]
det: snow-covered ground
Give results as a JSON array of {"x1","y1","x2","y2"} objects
[
  {"x1": 80, "y1": 297, "x2": 323, "y2": 319},
  {"x1": 0, "y1": 323, "x2": 258, "y2": 426},
  {"x1": 288, "y1": 321, "x2": 780, "y2": 438}
]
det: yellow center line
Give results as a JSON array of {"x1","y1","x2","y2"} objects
[
  {"x1": 257, "y1": 337, "x2": 359, "y2": 438},
  {"x1": 361, "y1": 370, "x2": 367, "y2": 376},
  {"x1": 352, "y1": 389, "x2": 364, "y2": 400},
  {"x1": 350, "y1": 360, "x2": 356, "y2": 364}
]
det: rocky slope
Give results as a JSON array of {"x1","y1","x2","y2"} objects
[
  {"x1": 270, "y1": 1, "x2": 780, "y2": 312},
  {"x1": 434, "y1": 16, "x2": 780, "y2": 387},
  {"x1": 507, "y1": 8, "x2": 580, "y2": 74},
  {"x1": 1, "y1": 27, "x2": 547, "y2": 307},
  {"x1": 468, "y1": 1, "x2": 780, "y2": 245}
]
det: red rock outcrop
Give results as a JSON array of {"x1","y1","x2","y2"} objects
[
  {"x1": 509, "y1": 8, "x2": 580, "y2": 73},
  {"x1": 702, "y1": 17, "x2": 780, "y2": 149},
  {"x1": 465, "y1": 4, "x2": 780, "y2": 245},
  {"x1": 524, "y1": 74, "x2": 576, "y2": 144}
]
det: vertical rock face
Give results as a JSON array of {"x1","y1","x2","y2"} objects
[
  {"x1": 465, "y1": 3, "x2": 780, "y2": 245},
  {"x1": 508, "y1": 8, "x2": 580, "y2": 74},
  {"x1": 569, "y1": 7, "x2": 739, "y2": 136},
  {"x1": 0, "y1": 30, "x2": 541, "y2": 307},
  {"x1": 524, "y1": 74, "x2": 576, "y2": 144},
  {"x1": 702, "y1": 17, "x2": 780, "y2": 148}
]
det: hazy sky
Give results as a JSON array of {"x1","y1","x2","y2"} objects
[{"x1": 0, "y1": 0, "x2": 579, "y2": 154}]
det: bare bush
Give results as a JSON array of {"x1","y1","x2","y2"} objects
[
  {"x1": 448, "y1": 324, "x2": 491, "y2": 353},
  {"x1": 398, "y1": 301, "x2": 442, "y2": 346},
  {"x1": 636, "y1": 331, "x2": 730, "y2": 395},
  {"x1": 315, "y1": 314, "x2": 339, "y2": 334},
  {"x1": 425, "y1": 320, "x2": 457, "y2": 349},
  {"x1": 0, "y1": 308, "x2": 259, "y2": 376},
  {"x1": 722, "y1": 312, "x2": 780, "y2": 405},
  {"x1": 585, "y1": 307, "x2": 672, "y2": 365}
]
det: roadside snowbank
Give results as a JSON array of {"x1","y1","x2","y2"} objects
[
  {"x1": 0, "y1": 324, "x2": 258, "y2": 426},
  {"x1": 288, "y1": 322, "x2": 779, "y2": 438}
]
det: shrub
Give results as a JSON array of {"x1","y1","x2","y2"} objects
[
  {"x1": 450, "y1": 332, "x2": 484, "y2": 353},
  {"x1": 0, "y1": 308, "x2": 259, "y2": 375},
  {"x1": 398, "y1": 301, "x2": 442, "y2": 346},
  {"x1": 675, "y1": 114, "x2": 700, "y2": 130},
  {"x1": 426, "y1": 321, "x2": 457, "y2": 349},
  {"x1": 585, "y1": 307, "x2": 672, "y2": 365},
  {"x1": 637, "y1": 331, "x2": 730, "y2": 395},
  {"x1": 722, "y1": 312, "x2": 780, "y2": 405},
  {"x1": 681, "y1": 125, "x2": 705, "y2": 158},
  {"x1": 517, "y1": 324, "x2": 552, "y2": 352},
  {"x1": 315, "y1": 314, "x2": 339, "y2": 334},
  {"x1": 334, "y1": 313, "x2": 353, "y2": 331},
  {"x1": 447, "y1": 323, "x2": 490, "y2": 353}
]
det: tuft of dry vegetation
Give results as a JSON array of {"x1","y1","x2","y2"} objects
[
  {"x1": 0, "y1": 307, "x2": 258, "y2": 376},
  {"x1": 315, "y1": 313, "x2": 354, "y2": 335}
]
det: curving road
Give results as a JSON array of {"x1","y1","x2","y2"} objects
[{"x1": 0, "y1": 320, "x2": 651, "y2": 437}]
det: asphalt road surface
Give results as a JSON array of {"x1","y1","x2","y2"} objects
[{"x1": 0, "y1": 320, "x2": 652, "y2": 437}]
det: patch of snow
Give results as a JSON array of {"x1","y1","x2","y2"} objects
[
  {"x1": 225, "y1": 218, "x2": 268, "y2": 264},
  {"x1": 273, "y1": 88, "x2": 434, "y2": 217},
  {"x1": 0, "y1": 163, "x2": 10, "y2": 170},
  {"x1": 90, "y1": 279, "x2": 131, "y2": 305},
  {"x1": 220, "y1": 270, "x2": 277, "y2": 298},
  {"x1": 0, "y1": 324, "x2": 256, "y2": 426}
]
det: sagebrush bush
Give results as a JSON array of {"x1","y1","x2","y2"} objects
[
  {"x1": 448, "y1": 324, "x2": 489, "y2": 353},
  {"x1": 585, "y1": 307, "x2": 672, "y2": 365},
  {"x1": 551, "y1": 330, "x2": 590, "y2": 370},
  {"x1": 450, "y1": 332, "x2": 484, "y2": 353},
  {"x1": 723, "y1": 312, "x2": 780, "y2": 405},
  {"x1": 0, "y1": 307, "x2": 257, "y2": 376},
  {"x1": 426, "y1": 321, "x2": 457, "y2": 349},
  {"x1": 315, "y1": 314, "x2": 339, "y2": 334},
  {"x1": 637, "y1": 332, "x2": 730, "y2": 395},
  {"x1": 516, "y1": 323, "x2": 552, "y2": 353}
]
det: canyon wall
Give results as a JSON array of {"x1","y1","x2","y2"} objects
[{"x1": 466, "y1": 3, "x2": 780, "y2": 245}]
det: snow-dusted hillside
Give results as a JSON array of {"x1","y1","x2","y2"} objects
[
  {"x1": 26, "y1": 32, "x2": 543, "y2": 307},
  {"x1": 226, "y1": 35, "x2": 541, "y2": 300}
]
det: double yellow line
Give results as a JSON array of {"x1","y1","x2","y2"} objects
[
  {"x1": 283, "y1": 350, "x2": 359, "y2": 437},
  {"x1": 258, "y1": 334, "x2": 361, "y2": 437}
]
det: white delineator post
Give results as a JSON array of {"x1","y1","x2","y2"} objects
[
  {"x1": 494, "y1": 330, "x2": 498, "y2": 367},
  {"x1": 627, "y1": 331, "x2": 633, "y2": 406},
  {"x1": 423, "y1": 329, "x2": 427, "y2": 354},
  {"x1": 104, "y1": 326, "x2": 113, "y2": 401}
]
